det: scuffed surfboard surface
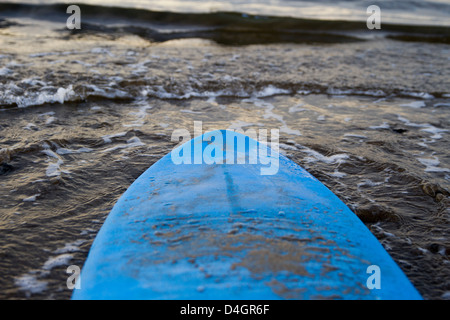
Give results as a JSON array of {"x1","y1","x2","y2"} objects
[{"x1": 72, "y1": 130, "x2": 421, "y2": 300}]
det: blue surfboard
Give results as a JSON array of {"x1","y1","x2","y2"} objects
[{"x1": 72, "y1": 130, "x2": 421, "y2": 300}]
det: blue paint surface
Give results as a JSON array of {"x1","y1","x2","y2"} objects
[{"x1": 72, "y1": 130, "x2": 422, "y2": 300}]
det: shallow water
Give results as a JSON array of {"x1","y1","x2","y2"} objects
[
  {"x1": 3, "y1": 0, "x2": 450, "y2": 26},
  {"x1": 0, "y1": 2, "x2": 449, "y2": 300}
]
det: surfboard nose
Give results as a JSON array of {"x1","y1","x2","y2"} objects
[
  {"x1": 73, "y1": 130, "x2": 422, "y2": 300},
  {"x1": 170, "y1": 129, "x2": 279, "y2": 174}
]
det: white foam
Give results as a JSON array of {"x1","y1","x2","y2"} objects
[
  {"x1": 80, "y1": 228, "x2": 96, "y2": 235},
  {"x1": 102, "y1": 137, "x2": 145, "y2": 153},
  {"x1": 230, "y1": 54, "x2": 240, "y2": 61},
  {"x1": 84, "y1": 84, "x2": 129, "y2": 99},
  {"x1": 0, "y1": 67, "x2": 12, "y2": 76},
  {"x1": 253, "y1": 99, "x2": 302, "y2": 136},
  {"x1": 400, "y1": 101, "x2": 426, "y2": 108},
  {"x1": 45, "y1": 160, "x2": 64, "y2": 177},
  {"x1": 327, "y1": 87, "x2": 353, "y2": 96},
  {"x1": 15, "y1": 273, "x2": 47, "y2": 296},
  {"x1": 23, "y1": 194, "x2": 40, "y2": 202},
  {"x1": 397, "y1": 115, "x2": 429, "y2": 128},
  {"x1": 227, "y1": 120, "x2": 260, "y2": 132},
  {"x1": 71, "y1": 60, "x2": 94, "y2": 67},
  {"x1": 42, "y1": 143, "x2": 66, "y2": 177},
  {"x1": 369, "y1": 122, "x2": 390, "y2": 129},
  {"x1": 180, "y1": 109, "x2": 202, "y2": 114},
  {"x1": 42, "y1": 254, "x2": 73, "y2": 271},
  {"x1": 317, "y1": 115, "x2": 326, "y2": 121},
  {"x1": 221, "y1": 74, "x2": 239, "y2": 82},
  {"x1": 417, "y1": 156, "x2": 450, "y2": 173},
  {"x1": 102, "y1": 132, "x2": 128, "y2": 143},
  {"x1": 299, "y1": 146, "x2": 349, "y2": 165},
  {"x1": 143, "y1": 85, "x2": 252, "y2": 100},
  {"x1": 357, "y1": 179, "x2": 384, "y2": 188},
  {"x1": 23, "y1": 123, "x2": 37, "y2": 130},
  {"x1": 21, "y1": 78, "x2": 47, "y2": 86},
  {"x1": 32, "y1": 179, "x2": 47, "y2": 184},
  {"x1": 279, "y1": 143, "x2": 297, "y2": 151},
  {"x1": 372, "y1": 224, "x2": 397, "y2": 238},
  {"x1": 433, "y1": 103, "x2": 450, "y2": 108},
  {"x1": 327, "y1": 88, "x2": 386, "y2": 98},
  {"x1": 127, "y1": 136, "x2": 144, "y2": 145},
  {"x1": 254, "y1": 85, "x2": 290, "y2": 98},
  {"x1": 39, "y1": 111, "x2": 55, "y2": 117},
  {"x1": 42, "y1": 148, "x2": 60, "y2": 160},
  {"x1": 280, "y1": 125, "x2": 302, "y2": 136},
  {"x1": 288, "y1": 104, "x2": 306, "y2": 113},
  {"x1": 51, "y1": 86, "x2": 75, "y2": 105},
  {"x1": 329, "y1": 170, "x2": 347, "y2": 178},
  {"x1": 420, "y1": 126, "x2": 448, "y2": 140},
  {"x1": 363, "y1": 89, "x2": 386, "y2": 97},
  {"x1": 123, "y1": 105, "x2": 152, "y2": 127},
  {"x1": 441, "y1": 292, "x2": 450, "y2": 299},
  {"x1": 417, "y1": 141, "x2": 429, "y2": 148},
  {"x1": 252, "y1": 99, "x2": 283, "y2": 122},
  {"x1": 91, "y1": 47, "x2": 114, "y2": 57},
  {"x1": 56, "y1": 147, "x2": 93, "y2": 155},
  {"x1": 8, "y1": 85, "x2": 77, "y2": 108},
  {"x1": 29, "y1": 52, "x2": 57, "y2": 57},
  {"x1": 53, "y1": 240, "x2": 85, "y2": 254},
  {"x1": 45, "y1": 116, "x2": 56, "y2": 125},
  {"x1": 344, "y1": 134, "x2": 368, "y2": 139},
  {"x1": 401, "y1": 91, "x2": 434, "y2": 99}
]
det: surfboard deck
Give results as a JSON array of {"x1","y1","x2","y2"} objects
[{"x1": 72, "y1": 130, "x2": 421, "y2": 300}]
